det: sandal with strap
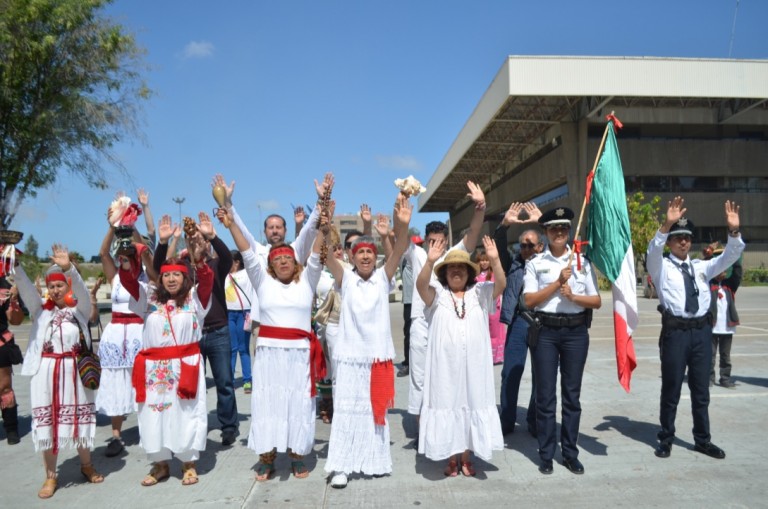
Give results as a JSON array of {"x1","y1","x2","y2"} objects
[
  {"x1": 80, "y1": 463, "x2": 105, "y2": 483},
  {"x1": 255, "y1": 462, "x2": 275, "y2": 482},
  {"x1": 444, "y1": 458, "x2": 459, "y2": 477},
  {"x1": 38, "y1": 478, "x2": 57, "y2": 499},
  {"x1": 141, "y1": 462, "x2": 170, "y2": 487},
  {"x1": 181, "y1": 462, "x2": 199, "y2": 486},
  {"x1": 291, "y1": 460, "x2": 310, "y2": 479},
  {"x1": 461, "y1": 460, "x2": 476, "y2": 477}
]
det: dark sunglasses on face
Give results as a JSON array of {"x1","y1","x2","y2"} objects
[
  {"x1": 520, "y1": 243, "x2": 537, "y2": 249},
  {"x1": 344, "y1": 242, "x2": 352, "y2": 249}
]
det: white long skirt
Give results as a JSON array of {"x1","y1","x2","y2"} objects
[
  {"x1": 248, "y1": 346, "x2": 315, "y2": 456},
  {"x1": 324, "y1": 359, "x2": 392, "y2": 476},
  {"x1": 95, "y1": 367, "x2": 135, "y2": 416}
]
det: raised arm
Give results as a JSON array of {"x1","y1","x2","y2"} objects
[
  {"x1": 360, "y1": 203, "x2": 373, "y2": 237},
  {"x1": 482, "y1": 235, "x2": 507, "y2": 300},
  {"x1": 384, "y1": 194, "x2": 412, "y2": 281},
  {"x1": 137, "y1": 188, "x2": 156, "y2": 247},
  {"x1": 416, "y1": 236, "x2": 445, "y2": 308},
  {"x1": 99, "y1": 220, "x2": 117, "y2": 282},
  {"x1": 293, "y1": 172, "x2": 334, "y2": 264},
  {"x1": 374, "y1": 213, "x2": 393, "y2": 262},
  {"x1": 461, "y1": 181, "x2": 487, "y2": 251},
  {"x1": 294, "y1": 205, "x2": 306, "y2": 239}
]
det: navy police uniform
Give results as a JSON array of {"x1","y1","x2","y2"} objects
[
  {"x1": 523, "y1": 207, "x2": 599, "y2": 473},
  {"x1": 646, "y1": 218, "x2": 744, "y2": 458}
]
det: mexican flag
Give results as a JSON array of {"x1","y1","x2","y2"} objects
[{"x1": 586, "y1": 119, "x2": 638, "y2": 392}]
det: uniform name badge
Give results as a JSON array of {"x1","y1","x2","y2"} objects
[{"x1": 538, "y1": 268, "x2": 550, "y2": 274}]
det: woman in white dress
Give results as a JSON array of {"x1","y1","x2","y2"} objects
[
  {"x1": 217, "y1": 204, "x2": 326, "y2": 482},
  {"x1": 95, "y1": 222, "x2": 150, "y2": 457},
  {"x1": 322, "y1": 193, "x2": 412, "y2": 489},
  {"x1": 15, "y1": 245, "x2": 103, "y2": 499},
  {"x1": 120, "y1": 214, "x2": 214, "y2": 487},
  {"x1": 416, "y1": 235, "x2": 506, "y2": 477}
]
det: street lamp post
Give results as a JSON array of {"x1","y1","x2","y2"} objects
[{"x1": 172, "y1": 197, "x2": 185, "y2": 224}]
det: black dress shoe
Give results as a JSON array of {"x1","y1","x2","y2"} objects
[
  {"x1": 695, "y1": 442, "x2": 725, "y2": 459},
  {"x1": 562, "y1": 457, "x2": 584, "y2": 474},
  {"x1": 538, "y1": 460, "x2": 553, "y2": 475},
  {"x1": 654, "y1": 443, "x2": 671, "y2": 458}
]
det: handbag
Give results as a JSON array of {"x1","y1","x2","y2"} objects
[
  {"x1": 74, "y1": 317, "x2": 101, "y2": 390},
  {"x1": 314, "y1": 290, "x2": 337, "y2": 326}
]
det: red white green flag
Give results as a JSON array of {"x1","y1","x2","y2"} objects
[{"x1": 586, "y1": 118, "x2": 638, "y2": 392}]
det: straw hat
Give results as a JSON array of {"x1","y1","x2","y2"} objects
[{"x1": 433, "y1": 250, "x2": 479, "y2": 277}]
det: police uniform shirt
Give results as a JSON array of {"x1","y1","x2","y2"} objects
[
  {"x1": 646, "y1": 231, "x2": 745, "y2": 319},
  {"x1": 523, "y1": 245, "x2": 598, "y2": 314}
]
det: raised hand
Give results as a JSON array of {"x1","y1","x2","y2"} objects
[
  {"x1": 198, "y1": 211, "x2": 215, "y2": 240},
  {"x1": 215, "y1": 207, "x2": 233, "y2": 227},
  {"x1": 374, "y1": 213, "x2": 390, "y2": 237},
  {"x1": 294, "y1": 206, "x2": 306, "y2": 226},
  {"x1": 158, "y1": 215, "x2": 174, "y2": 243},
  {"x1": 314, "y1": 172, "x2": 335, "y2": 199},
  {"x1": 523, "y1": 202, "x2": 542, "y2": 223},
  {"x1": 664, "y1": 196, "x2": 686, "y2": 228},
  {"x1": 482, "y1": 235, "x2": 499, "y2": 261},
  {"x1": 137, "y1": 188, "x2": 150, "y2": 206},
  {"x1": 394, "y1": 193, "x2": 413, "y2": 225},
  {"x1": 50, "y1": 244, "x2": 71, "y2": 271},
  {"x1": 427, "y1": 237, "x2": 446, "y2": 263},
  {"x1": 466, "y1": 181, "x2": 486, "y2": 210},
  {"x1": 725, "y1": 200, "x2": 740, "y2": 231},
  {"x1": 502, "y1": 202, "x2": 523, "y2": 226},
  {"x1": 360, "y1": 203, "x2": 372, "y2": 224},
  {"x1": 212, "y1": 174, "x2": 235, "y2": 207}
]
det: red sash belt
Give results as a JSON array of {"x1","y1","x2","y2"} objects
[
  {"x1": 41, "y1": 351, "x2": 78, "y2": 454},
  {"x1": 111, "y1": 312, "x2": 144, "y2": 324},
  {"x1": 132, "y1": 343, "x2": 200, "y2": 403},
  {"x1": 370, "y1": 360, "x2": 394, "y2": 425},
  {"x1": 258, "y1": 325, "x2": 327, "y2": 397}
]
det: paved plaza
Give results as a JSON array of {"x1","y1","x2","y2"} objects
[{"x1": 2, "y1": 287, "x2": 767, "y2": 508}]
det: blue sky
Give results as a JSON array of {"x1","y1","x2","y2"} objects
[{"x1": 11, "y1": 0, "x2": 768, "y2": 259}]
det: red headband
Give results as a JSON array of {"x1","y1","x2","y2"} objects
[
  {"x1": 45, "y1": 272, "x2": 67, "y2": 284},
  {"x1": 268, "y1": 247, "x2": 295, "y2": 262},
  {"x1": 351, "y1": 242, "x2": 377, "y2": 256},
  {"x1": 160, "y1": 264, "x2": 189, "y2": 274}
]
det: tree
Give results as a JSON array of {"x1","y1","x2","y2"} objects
[
  {"x1": 0, "y1": 0, "x2": 151, "y2": 229},
  {"x1": 626, "y1": 191, "x2": 662, "y2": 270},
  {"x1": 23, "y1": 233, "x2": 38, "y2": 260}
]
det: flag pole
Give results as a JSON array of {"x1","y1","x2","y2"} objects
[{"x1": 567, "y1": 111, "x2": 616, "y2": 266}]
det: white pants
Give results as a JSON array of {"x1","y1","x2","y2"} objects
[{"x1": 407, "y1": 318, "x2": 428, "y2": 415}]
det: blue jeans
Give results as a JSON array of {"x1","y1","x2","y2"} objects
[
  {"x1": 500, "y1": 317, "x2": 536, "y2": 431},
  {"x1": 229, "y1": 310, "x2": 252, "y2": 384},
  {"x1": 532, "y1": 324, "x2": 589, "y2": 462},
  {"x1": 200, "y1": 325, "x2": 238, "y2": 433}
]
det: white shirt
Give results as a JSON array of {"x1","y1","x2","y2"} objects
[
  {"x1": 523, "y1": 245, "x2": 598, "y2": 314},
  {"x1": 646, "y1": 231, "x2": 745, "y2": 318}
]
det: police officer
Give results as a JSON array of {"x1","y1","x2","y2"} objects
[
  {"x1": 523, "y1": 207, "x2": 601, "y2": 475},
  {"x1": 646, "y1": 196, "x2": 744, "y2": 460}
]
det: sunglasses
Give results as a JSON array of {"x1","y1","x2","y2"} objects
[
  {"x1": 344, "y1": 242, "x2": 352, "y2": 249},
  {"x1": 520, "y1": 243, "x2": 537, "y2": 249}
]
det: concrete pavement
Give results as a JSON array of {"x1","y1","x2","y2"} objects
[{"x1": 2, "y1": 288, "x2": 767, "y2": 508}]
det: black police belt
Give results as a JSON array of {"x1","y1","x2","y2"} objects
[
  {"x1": 535, "y1": 311, "x2": 587, "y2": 328},
  {"x1": 658, "y1": 307, "x2": 711, "y2": 330}
]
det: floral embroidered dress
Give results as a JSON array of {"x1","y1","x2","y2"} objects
[
  {"x1": 476, "y1": 271, "x2": 506, "y2": 364},
  {"x1": 95, "y1": 274, "x2": 144, "y2": 416},
  {"x1": 16, "y1": 266, "x2": 97, "y2": 453},
  {"x1": 418, "y1": 281, "x2": 504, "y2": 461},
  {"x1": 120, "y1": 266, "x2": 212, "y2": 458}
]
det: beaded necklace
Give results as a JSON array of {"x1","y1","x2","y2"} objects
[{"x1": 449, "y1": 290, "x2": 466, "y2": 319}]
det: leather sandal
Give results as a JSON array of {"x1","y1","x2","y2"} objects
[
  {"x1": 255, "y1": 462, "x2": 275, "y2": 482},
  {"x1": 141, "y1": 462, "x2": 170, "y2": 487},
  {"x1": 80, "y1": 463, "x2": 105, "y2": 483},
  {"x1": 291, "y1": 460, "x2": 310, "y2": 479},
  {"x1": 444, "y1": 457, "x2": 459, "y2": 477},
  {"x1": 461, "y1": 460, "x2": 476, "y2": 477},
  {"x1": 181, "y1": 462, "x2": 199, "y2": 486},
  {"x1": 38, "y1": 478, "x2": 57, "y2": 499}
]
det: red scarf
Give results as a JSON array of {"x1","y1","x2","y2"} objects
[
  {"x1": 370, "y1": 360, "x2": 394, "y2": 425},
  {"x1": 132, "y1": 343, "x2": 200, "y2": 403},
  {"x1": 258, "y1": 325, "x2": 326, "y2": 397}
]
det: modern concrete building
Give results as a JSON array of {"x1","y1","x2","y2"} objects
[{"x1": 419, "y1": 56, "x2": 768, "y2": 267}]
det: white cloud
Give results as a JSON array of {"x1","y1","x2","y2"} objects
[
  {"x1": 375, "y1": 155, "x2": 424, "y2": 172},
  {"x1": 183, "y1": 41, "x2": 214, "y2": 59}
]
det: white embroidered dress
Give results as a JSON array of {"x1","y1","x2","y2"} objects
[
  {"x1": 325, "y1": 267, "x2": 396, "y2": 476},
  {"x1": 16, "y1": 266, "x2": 97, "y2": 452},
  {"x1": 242, "y1": 249, "x2": 322, "y2": 456},
  {"x1": 95, "y1": 274, "x2": 144, "y2": 416},
  {"x1": 127, "y1": 281, "x2": 210, "y2": 457},
  {"x1": 418, "y1": 281, "x2": 504, "y2": 461}
]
